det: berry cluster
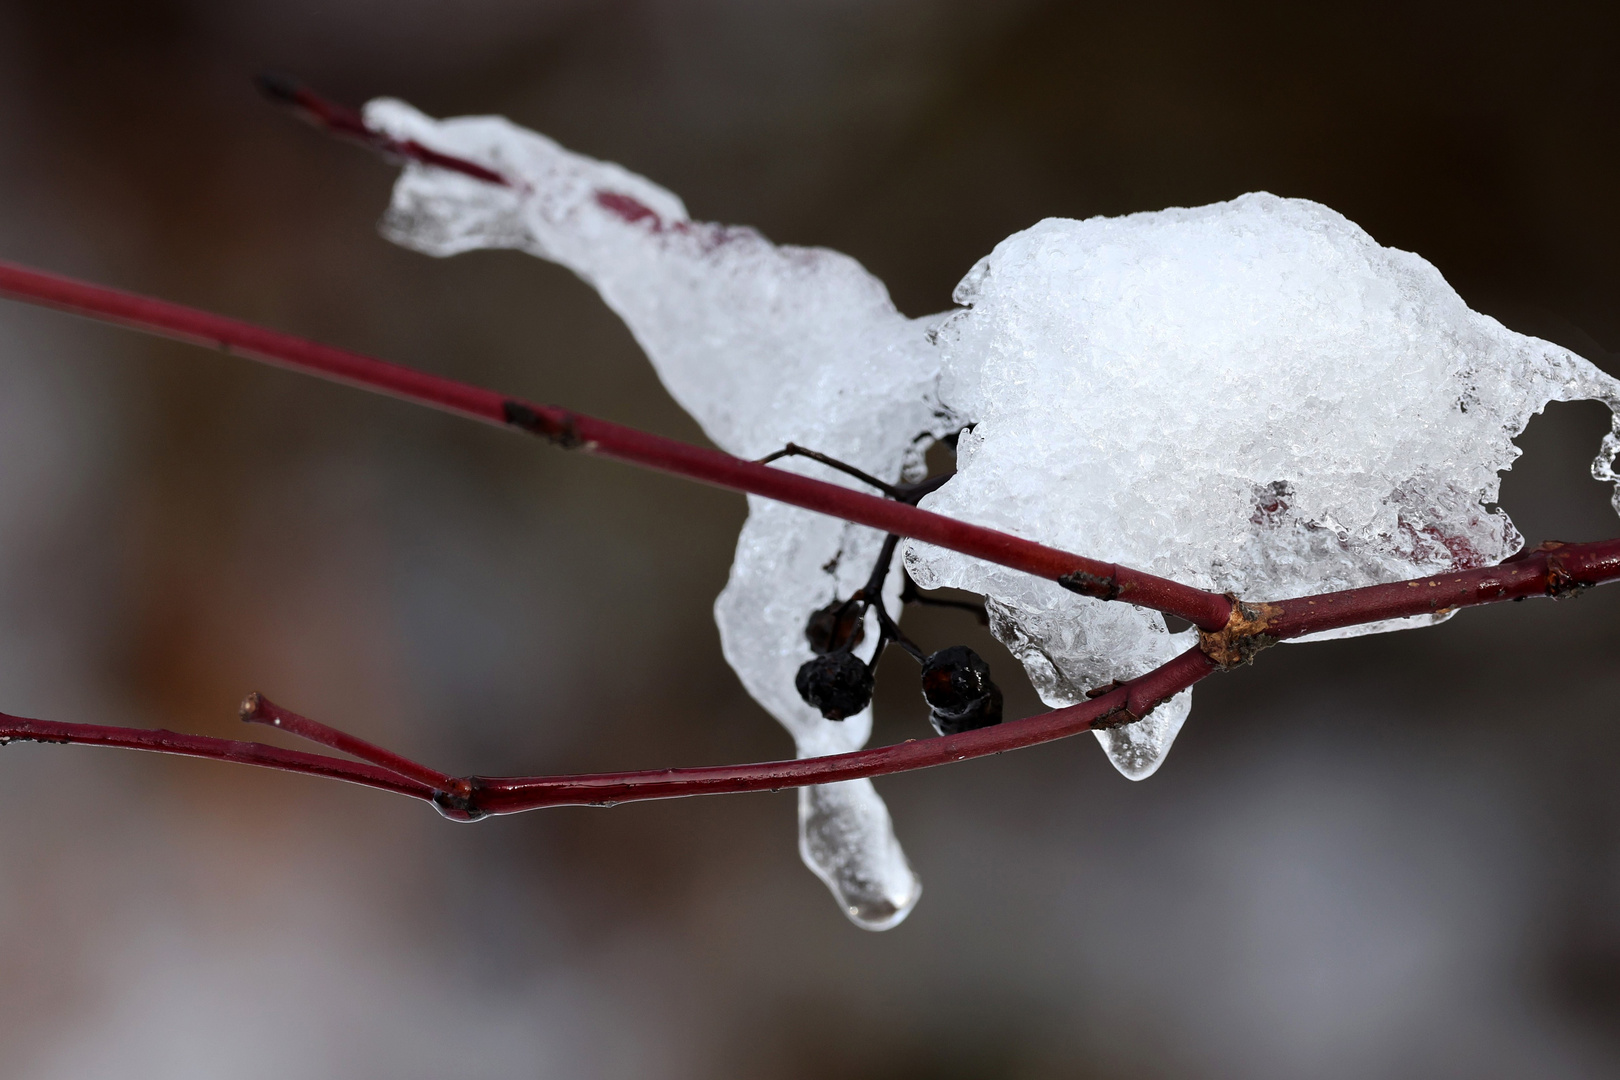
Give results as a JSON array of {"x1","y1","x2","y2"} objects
[{"x1": 767, "y1": 443, "x2": 1003, "y2": 738}]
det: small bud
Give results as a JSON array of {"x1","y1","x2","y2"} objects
[
  {"x1": 804, "y1": 599, "x2": 865, "y2": 655},
  {"x1": 795, "y1": 652, "x2": 875, "y2": 720},
  {"x1": 920, "y1": 645, "x2": 1003, "y2": 735}
]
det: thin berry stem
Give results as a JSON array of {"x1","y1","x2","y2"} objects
[
  {"x1": 757, "y1": 443, "x2": 956, "y2": 506},
  {"x1": 901, "y1": 570, "x2": 989, "y2": 625},
  {"x1": 757, "y1": 443, "x2": 905, "y2": 500},
  {"x1": 847, "y1": 533, "x2": 927, "y2": 664},
  {"x1": 0, "y1": 257, "x2": 1234, "y2": 631}
]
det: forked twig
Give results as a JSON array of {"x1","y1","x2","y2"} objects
[
  {"x1": 0, "y1": 649, "x2": 1215, "y2": 817},
  {"x1": 240, "y1": 692, "x2": 456, "y2": 792},
  {"x1": 2, "y1": 539, "x2": 1615, "y2": 817}
]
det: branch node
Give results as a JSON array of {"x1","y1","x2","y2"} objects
[
  {"x1": 1082, "y1": 680, "x2": 1159, "y2": 731},
  {"x1": 1058, "y1": 568, "x2": 1120, "y2": 601},
  {"x1": 1082, "y1": 681, "x2": 1144, "y2": 729},
  {"x1": 1536, "y1": 542, "x2": 1591, "y2": 600},
  {"x1": 1090, "y1": 705, "x2": 1142, "y2": 731},
  {"x1": 504, "y1": 400, "x2": 586, "y2": 449},
  {"x1": 431, "y1": 778, "x2": 487, "y2": 823},
  {"x1": 1198, "y1": 597, "x2": 1281, "y2": 669}
]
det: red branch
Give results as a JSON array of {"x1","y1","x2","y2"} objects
[
  {"x1": 6, "y1": 527, "x2": 1619, "y2": 816},
  {"x1": 1, "y1": 648, "x2": 1217, "y2": 818},
  {"x1": 0, "y1": 80, "x2": 1614, "y2": 822},
  {"x1": 256, "y1": 74, "x2": 512, "y2": 187},
  {"x1": 0, "y1": 258, "x2": 1232, "y2": 630},
  {"x1": 240, "y1": 691, "x2": 456, "y2": 792},
  {"x1": 0, "y1": 711, "x2": 435, "y2": 801},
  {"x1": 1264, "y1": 539, "x2": 1620, "y2": 640}
]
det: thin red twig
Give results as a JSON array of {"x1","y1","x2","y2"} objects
[
  {"x1": 0, "y1": 649, "x2": 1216, "y2": 819},
  {"x1": 465, "y1": 646, "x2": 1217, "y2": 813},
  {"x1": 257, "y1": 74, "x2": 512, "y2": 187},
  {"x1": 1263, "y1": 539, "x2": 1620, "y2": 640},
  {"x1": 10, "y1": 533, "x2": 1616, "y2": 817},
  {"x1": 240, "y1": 691, "x2": 456, "y2": 792},
  {"x1": 0, "y1": 710, "x2": 435, "y2": 801},
  {"x1": 0, "y1": 524, "x2": 1616, "y2": 819},
  {"x1": 0, "y1": 258, "x2": 1233, "y2": 630}
]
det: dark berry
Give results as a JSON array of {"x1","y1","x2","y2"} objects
[
  {"x1": 804, "y1": 599, "x2": 865, "y2": 655},
  {"x1": 796, "y1": 652, "x2": 874, "y2": 720},
  {"x1": 920, "y1": 645, "x2": 1004, "y2": 735}
]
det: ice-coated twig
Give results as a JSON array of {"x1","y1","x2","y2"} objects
[
  {"x1": 4, "y1": 537, "x2": 1618, "y2": 815},
  {"x1": 1233, "y1": 539, "x2": 1620, "y2": 648},
  {"x1": 0, "y1": 257, "x2": 1234, "y2": 631},
  {"x1": 257, "y1": 74, "x2": 512, "y2": 188}
]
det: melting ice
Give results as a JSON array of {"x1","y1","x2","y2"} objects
[{"x1": 366, "y1": 100, "x2": 1620, "y2": 927}]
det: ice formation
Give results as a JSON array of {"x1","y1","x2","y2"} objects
[
  {"x1": 906, "y1": 195, "x2": 1620, "y2": 775},
  {"x1": 366, "y1": 99, "x2": 955, "y2": 929},
  {"x1": 366, "y1": 101, "x2": 1620, "y2": 926}
]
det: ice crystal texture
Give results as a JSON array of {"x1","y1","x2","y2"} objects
[
  {"x1": 367, "y1": 101, "x2": 1620, "y2": 924},
  {"x1": 906, "y1": 195, "x2": 1620, "y2": 776},
  {"x1": 367, "y1": 99, "x2": 953, "y2": 929}
]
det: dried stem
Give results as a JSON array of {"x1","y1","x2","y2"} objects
[
  {"x1": 901, "y1": 570, "x2": 989, "y2": 625},
  {"x1": 0, "y1": 258, "x2": 1233, "y2": 631}
]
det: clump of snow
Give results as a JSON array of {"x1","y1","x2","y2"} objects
[
  {"x1": 366, "y1": 98, "x2": 950, "y2": 929},
  {"x1": 906, "y1": 194, "x2": 1620, "y2": 776},
  {"x1": 366, "y1": 101, "x2": 1620, "y2": 922}
]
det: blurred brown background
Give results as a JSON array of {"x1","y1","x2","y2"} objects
[{"x1": 0, "y1": 1, "x2": 1617, "y2": 1076}]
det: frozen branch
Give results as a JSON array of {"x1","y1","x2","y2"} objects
[
  {"x1": 0, "y1": 258, "x2": 1233, "y2": 631},
  {"x1": 256, "y1": 74, "x2": 512, "y2": 188}
]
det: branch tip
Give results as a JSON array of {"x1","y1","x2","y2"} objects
[
  {"x1": 239, "y1": 691, "x2": 269, "y2": 724},
  {"x1": 254, "y1": 72, "x2": 302, "y2": 106},
  {"x1": 431, "y1": 780, "x2": 487, "y2": 823},
  {"x1": 503, "y1": 400, "x2": 585, "y2": 448}
]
